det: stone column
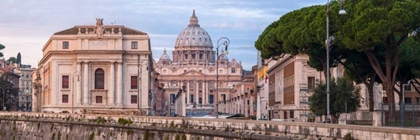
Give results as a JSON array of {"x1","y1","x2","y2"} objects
[
  {"x1": 116, "y1": 62, "x2": 123, "y2": 106},
  {"x1": 214, "y1": 81, "x2": 217, "y2": 104},
  {"x1": 186, "y1": 81, "x2": 190, "y2": 104},
  {"x1": 76, "y1": 62, "x2": 82, "y2": 105},
  {"x1": 203, "y1": 81, "x2": 206, "y2": 104},
  {"x1": 109, "y1": 62, "x2": 115, "y2": 105},
  {"x1": 196, "y1": 82, "x2": 199, "y2": 104},
  {"x1": 83, "y1": 62, "x2": 89, "y2": 105}
]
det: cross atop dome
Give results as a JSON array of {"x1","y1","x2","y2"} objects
[{"x1": 189, "y1": 9, "x2": 199, "y2": 27}]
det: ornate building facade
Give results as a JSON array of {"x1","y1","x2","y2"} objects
[
  {"x1": 33, "y1": 19, "x2": 153, "y2": 114},
  {"x1": 16, "y1": 67, "x2": 35, "y2": 111},
  {"x1": 154, "y1": 10, "x2": 243, "y2": 116}
]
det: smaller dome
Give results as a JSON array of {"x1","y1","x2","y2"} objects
[
  {"x1": 159, "y1": 49, "x2": 172, "y2": 64},
  {"x1": 159, "y1": 49, "x2": 171, "y2": 60}
]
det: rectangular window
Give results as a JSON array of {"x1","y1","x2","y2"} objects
[
  {"x1": 131, "y1": 76, "x2": 138, "y2": 89},
  {"x1": 209, "y1": 95, "x2": 214, "y2": 104},
  {"x1": 62, "y1": 75, "x2": 69, "y2": 89},
  {"x1": 405, "y1": 84, "x2": 412, "y2": 91},
  {"x1": 131, "y1": 41, "x2": 138, "y2": 49},
  {"x1": 62, "y1": 41, "x2": 69, "y2": 49},
  {"x1": 308, "y1": 77, "x2": 315, "y2": 89},
  {"x1": 283, "y1": 112, "x2": 288, "y2": 119},
  {"x1": 198, "y1": 82, "x2": 203, "y2": 89},
  {"x1": 383, "y1": 97, "x2": 388, "y2": 104},
  {"x1": 131, "y1": 95, "x2": 137, "y2": 104},
  {"x1": 170, "y1": 94, "x2": 175, "y2": 104},
  {"x1": 231, "y1": 68, "x2": 236, "y2": 73},
  {"x1": 199, "y1": 98, "x2": 202, "y2": 104},
  {"x1": 190, "y1": 81, "x2": 195, "y2": 89},
  {"x1": 290, "y1": 110, "x2": 294, "y2": 118},
  {"x1": 209, "y1": 81, "x2": 214, "y2": 88},
  {"x1": 62, "y1": 95, "x2": 68, "y2": 103},
  {"x1": 192, "y1": 53, "x2": 196, "y2": 59},
  {"x1": 221, "y1": 94, "x2": 226, "y2": 102},
  {"x1": 416, "y1": 97, "x2": 420, "y2": 104},
  {"x1": 96, "y1": 96, "x2": 102, "y2": 103},
  {"x1": 247, "y1": 99, "x2": 250, "y2": 105},
  {"x1": 405, "y1": 97, "x2": 412, "y2": 104},
  {"x1": 190, "y1": 95, "x2": 194, "y2": 103}
]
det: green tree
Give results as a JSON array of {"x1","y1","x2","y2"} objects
[
  {"x1": 0, "y1": 44, "x2": 4, "y2": 58},
  {"x1": 6, "y1": 57, "x2": 16, "y2": 63},
  {"x1": 341, "y1": 50, "x2": 378, "y2": 111},
  {"x1": 0, "y1": 72, "x2": 14, "y2": 110},
  {"x1": 309, "y1": 77, "x2": 361, "y2": 123},
  {"x1": 255, "y1": 4, "x2": 346, "y2": 77},
  {"x1": 339, "y1": 0, "x2": 420, "y2": 113},
  {"x1": 394, "y1": 37, "x2": 420, "y2": 102},
  {"x1": 16, "y1": 53, "x2": 21, "y2": 65}
]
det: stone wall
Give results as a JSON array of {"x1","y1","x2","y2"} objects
[
  {"x1": 0, "y1": 113, "x2": 284, "y2": 140},
  {"x1": 0, "y1": 112, "x2": 419, "y2": 140}
]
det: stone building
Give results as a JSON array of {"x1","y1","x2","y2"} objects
[
  {"x1": 154, "y1": 10, "x2": 243, "y2": 116},
  {"x1": 15, "y1": 67, "x2": 36, "y2": 111},
  {"x1": 266, "y1": 54, "x2": 322, "y2": 121},
  {"x1": 219, "y1": 71, "x2": 255, "y2": 117},
  {"x1": 34, "y1": 18, "x2": 153, "y2": 114},
  {"x1": 255, "y1": 52, "x2": 269, "y2": 120}
]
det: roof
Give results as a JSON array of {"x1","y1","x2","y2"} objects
[
  {"x1": 54, "y1": 25, "x2": 147, "y2": 35},
  {"x1": 175, "y1": 10, "x2": 213, "y2": 48}
]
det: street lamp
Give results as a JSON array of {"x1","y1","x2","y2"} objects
[
  {"x1": 215, "y1": 37, "x2": 230, "y2": 119},
  {"x1": 401, "y1": 81, "x2": 411, "y2": 126},
  {"x1": 326, "y1": 0, "x2": 346, "y2": 123}
]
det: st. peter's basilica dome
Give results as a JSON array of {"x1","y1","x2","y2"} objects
[{"x1": 174, "y1": 10, "x2": 213, "y2": 48}]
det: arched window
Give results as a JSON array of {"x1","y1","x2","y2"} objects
[{"x1": 95, "y1": 69, "x2": 105, "y2": 89}]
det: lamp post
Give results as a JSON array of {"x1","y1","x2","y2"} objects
[
  {"x1": 215, "y1": 37, "x2": 230, "y2": 119},
  {"x1": 326, "y1": 0, "x2": 346, "y2": 123},
  {"x1": 401, "y1": 81, "x2": 410, "y2": 126}
]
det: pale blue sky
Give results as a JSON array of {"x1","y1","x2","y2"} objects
[{"x1": 0, "y1": 0, "x2": 325, "y2": 70}]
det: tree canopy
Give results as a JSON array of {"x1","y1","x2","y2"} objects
[
  {"x1": 6, "y1": 57, "x2": 16, "y2": 63},
  {"x1": 309, "y1": 77, "x2": 361, "y2": 123},
  {"x1": 0, "y1": 72, "x2": 14, "y2": 110},
  {"x1": 0, "y1": 44, "x2": 4, "y2": 58},
  {"x1": 16, "y1": 53, "x2": 21, "y2": 65},
  {"x1": 255, "y1": 0, "x2": 420, "y2": 113},
  {"x1": 339, "y1": 0, "x2": 420, "y2": 109}
]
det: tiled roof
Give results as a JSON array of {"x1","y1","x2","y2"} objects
[{"x1": 53, "y1": 26, "x2": 147, "y2": 35}]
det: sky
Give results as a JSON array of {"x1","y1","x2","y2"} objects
[{"x1": 0, "y1": 0, "x2": 325, "y2": 70}]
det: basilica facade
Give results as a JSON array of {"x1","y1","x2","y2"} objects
[
  {"x1": 154, "y1": 10, "x2": 243, "y2": 115},
  {"x1": 33, "y1": 19, "x2": 153, "y2": 113}
]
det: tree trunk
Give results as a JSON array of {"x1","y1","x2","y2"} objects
[
  {"x1": 367, "y1": 82, "x2": 374, "y2": 112},
  {"x1": 398, "y1": 83, "x2": 403, "y2": 104}
]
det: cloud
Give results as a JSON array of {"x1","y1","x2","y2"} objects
[
  {"x1": 211, "y1": 23, "x2": 229, "y2": 28},
  {"x1": 0, "y1": 0, "x2": 325, "y2": 70}
]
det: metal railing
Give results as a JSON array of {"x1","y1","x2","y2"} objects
[{"x1": 380, "y1": 103, "x2": 420, "y2": 127}]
